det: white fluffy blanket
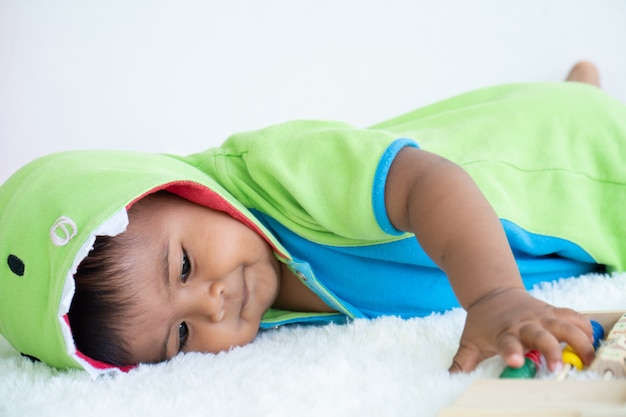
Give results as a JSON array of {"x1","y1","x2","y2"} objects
[{"x1": 1, "y1": 273, "x2": 625, "y2": 417}]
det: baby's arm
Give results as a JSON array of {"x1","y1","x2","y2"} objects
[{"x1": 385, "y1": 146, "x2": 594, "y2": 372}]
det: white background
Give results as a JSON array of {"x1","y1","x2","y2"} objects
[{"x1": 2, "y1": 0, "x2": 625, "y2": 183}]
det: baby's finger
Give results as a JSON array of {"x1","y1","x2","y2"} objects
[
  {"x1": 495, "y1": 332, "x2": 525, "y2": 368},
  {"x1": 552, "y1": 308, "x2": 593, "y2": 340},
  {"x1": 546, "y1": 316, "x2": 595, "y2": 366},
  {"x1": 518, "y1": 324, "x2": 563, "y2": 371},
  {"x1": 449, "y1": 343, "x2": 482, "y2": 373}
]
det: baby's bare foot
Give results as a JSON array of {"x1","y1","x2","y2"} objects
[{"x1": 566, "y1": 61, "x2": 601, "y2": 87}]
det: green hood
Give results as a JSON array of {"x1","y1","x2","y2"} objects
[{"x1": 0, "y1": 150, "x2": 287, "y2": 377}]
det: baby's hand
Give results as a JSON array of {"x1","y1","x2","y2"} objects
[{"x1": 449, "y1": 288, "x2": 594, "y2": 373}]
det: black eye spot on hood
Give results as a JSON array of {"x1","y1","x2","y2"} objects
[{"x1": 7, "y1": 255, "x2": 25, "y2": 276}]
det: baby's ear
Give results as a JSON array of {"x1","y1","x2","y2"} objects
[{"x1": 7, "y1": 254, "x2": 25, "y2": 277}]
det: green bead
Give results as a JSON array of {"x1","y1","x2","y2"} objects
[{"x1": 500, "y1": 357, "x2": 537, "y2": 379}]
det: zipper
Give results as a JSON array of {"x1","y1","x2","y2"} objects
[{"x1": 260, "y1": 258, "x2": 364, "y2": 328}]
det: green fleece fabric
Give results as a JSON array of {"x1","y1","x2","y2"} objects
[
  {"x1": 372, "y1": 83, "x2": 626, "y2": 271},
  {"x1": 181, "y1": 83, "x2": 626, "y2": 268},
  {"x1": 177, "y1": 120, "x2": 406, "y2": 245}
]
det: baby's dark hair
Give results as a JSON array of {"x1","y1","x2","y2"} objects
[
  {"x1": 68, "y1": 191, "x2": 171, "y2": 366},
  {"x1": 68, "y1": 233, "x2": 138, "y2": 367}
]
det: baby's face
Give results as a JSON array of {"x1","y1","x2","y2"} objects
[{"x1": 117, "y1": 194, "x2": 281, "y2": 364}]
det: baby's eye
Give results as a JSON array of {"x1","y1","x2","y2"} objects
[
  {"x1": 179, "y1": 322, "x2": 189, "y2": 351},
  {"x1": 181, "y1": 249, "x2": 191, "y2": 282}
]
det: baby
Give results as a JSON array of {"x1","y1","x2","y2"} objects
[{"x1": 1, "y1": 62, "x2": 624, "y2": 377}]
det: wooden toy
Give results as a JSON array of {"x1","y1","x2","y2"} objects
[{"x1": 589, "y1": 312, "x2": 626, "y2": 379}]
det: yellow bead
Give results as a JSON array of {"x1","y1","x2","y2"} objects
[{"x1": 562, "y1": 349, "x2": 583, "y2": 370}]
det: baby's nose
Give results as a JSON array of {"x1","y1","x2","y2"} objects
[{"x1": 206, "y1": 281, "x2": 225, "y2": 321}]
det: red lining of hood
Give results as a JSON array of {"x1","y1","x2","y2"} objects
[{"x1": 63, "y1": 315, "x2": 135, "y2": 373}]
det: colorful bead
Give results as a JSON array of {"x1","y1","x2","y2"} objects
[
  {"x1": 500, "y1": 356, "x2": 537, "y2": 379},
  {"x1": 591, "y1": 320, "x2": 604, "y2": 350},
  {"x1": 561, "y1": 346, "x2": 583, "y2": 370}
]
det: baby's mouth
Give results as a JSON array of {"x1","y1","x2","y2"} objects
[{"x1": 242, "y1": 280, "x2": 249, "y2": 308}]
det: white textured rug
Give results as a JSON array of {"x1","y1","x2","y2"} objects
[{"x1": 1, "y1": 273, "x2": 625, "y2": 417}]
